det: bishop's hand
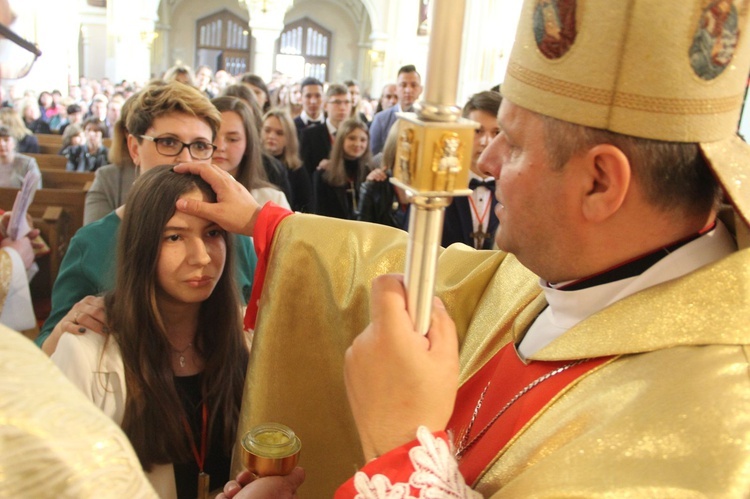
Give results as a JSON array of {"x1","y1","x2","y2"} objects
[
  {"x1": 344, "y1": 274, "x2": 459, "y2": 461},
  {"x1": 173, "y1": 162, "x2": 261, "y2": 237}
]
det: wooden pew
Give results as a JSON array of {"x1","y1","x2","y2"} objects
[
  {"x1": 39, "y1": 143, "x2": 62, "y2": 155},
  {"x1": 0, "y1": 187, "x2": 87, "y2": 241},
  {"x1": 35, "y1": 134, "x2": 62, "y2": 154},
  {"x1": 36, "y1": 133, "x2": 112, "y2": 152},
  {"x1": 34, "y1": 133, "x2": 63, "y2": 146},
  {"x1": 40, "y1": 170, "x2": 94, "y2": 191},
  {"x1": 0, "y1": 186, "x2": 87, "y2": 322},
  {"x1": 29, "y1": 206, "x2": 71, "y2": 307},
  {"x1": 26, "y1": 152, "x2": 67, "y2": 170}
]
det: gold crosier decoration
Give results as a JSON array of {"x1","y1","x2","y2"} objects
[{"x1": 391, "y1": 0, "x2": 478, "y2": 334}]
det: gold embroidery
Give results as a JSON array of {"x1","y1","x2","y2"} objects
[
  {"x1": 508, "y1": 61, "x2": 743, "y2": 114},
  {"x1": 0, "y1": 250, "x2": 12, "y2": 312}
]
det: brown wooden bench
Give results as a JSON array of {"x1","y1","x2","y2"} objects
[
  {"x1": 35, "y1": 133, "x2": 63, "y2": 146},
  {"x1": 29, "y1": 206, "x2": 71, "y2": 309},
  {"x1": 37, "y1": 140, "x2": 112, "y2": 154},
  {"x1": 0, "y1": 187, "x2": 87, "y2": 240},
  {"x1": 36, "y1": 133, "x2": 112, "y2": 146},
  {"x1": 40, "y1": 170, "x2": 94, "y2": 191},
  {"x1": 27, "y1": 152, "x2": 67, "y2": 170},
  {"x1": 0, "y1": 197, "x2": 73, "y2": 323},
  {"x1": 38, "y1": 143, "x2": 62, "y2": 155}
]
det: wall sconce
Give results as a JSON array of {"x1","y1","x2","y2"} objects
[
  {"x1": 140, "y1": 31, "x2": 159, "y2": 46},
  {"x1": 368, "y1": 49, "x2": 384, "y2": 65}
]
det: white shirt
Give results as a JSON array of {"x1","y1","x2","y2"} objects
[
  {"x1": 300, "y1": 110, "x2": 324, "y2": 126},
  {"x1": 518, "y1": 221, "x2": 737, "y2": 359},
  {"x1": 467, "y1": 172, "x2": 493, "y2": 249}
]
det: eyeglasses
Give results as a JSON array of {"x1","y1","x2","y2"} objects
[
  {"x1": 139, "y1": 135, "x2": 217, "y2": 160},
  {"x1": 0, "y1": 22, "x2": 42, "y2": 80}
]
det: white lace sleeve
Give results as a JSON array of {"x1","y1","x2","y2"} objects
[{"x1": 352, "y1": 426, "x2": 482, "y2": 499}]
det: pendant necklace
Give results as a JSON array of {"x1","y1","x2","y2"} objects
[{"x1": 170, "y1": 342, "x2": 193, "y2": 368}]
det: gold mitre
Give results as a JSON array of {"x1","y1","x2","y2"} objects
[{"x1": 502, "y1": 0, "x2": 750, "y2": 225}]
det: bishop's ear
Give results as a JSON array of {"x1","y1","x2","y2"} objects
[{"x1": 580, "y1": 144, "x2": 631, "y2": 223}]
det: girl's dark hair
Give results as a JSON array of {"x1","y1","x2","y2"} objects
[
  {"x1": 221, "y1": 84, "x2": 263, "y2": 132},
  {"x1": 325, "y1": 118, "x2": 372, "y2": 186},
  {"x1": 240, "y1": 74, "x2": 271, "y2": 112},
  {"x1": 108, "y1": 165, "x2": 247, "y2": 470},
  {"x1": 211, "y1": 96, "x2": 271, "y2": 191}
]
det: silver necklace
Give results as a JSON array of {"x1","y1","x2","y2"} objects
[
  {"x1": 170, "y1": 342, "x2": 193, "y2": 368},
  {"x1": 454, "y1": 358, "x2": 586, "y2": 459}
]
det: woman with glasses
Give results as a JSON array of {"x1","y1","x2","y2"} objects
[
  {"x1": 83, "y1": 92, "x2": 137, "y2": 225},
  {"x1": 36, "y1": 81, "x2": 258, "y2": 355}
]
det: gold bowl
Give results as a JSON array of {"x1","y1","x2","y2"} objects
[{"x1": 241, "y1": 423, "x2": 301, "y2": 476}]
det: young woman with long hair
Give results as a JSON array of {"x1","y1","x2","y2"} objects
[
  {"x1": 52, "y1": 166, "x2": 249, "y2": 498},
  {"x1": 261, "y1": 108, "x2": 312, "y2": 212},
  {"x1": 313, "y1": 118, "x2": 372, "y2": 219},
  {"x1": 211, "y1": 96, "x2": 290, "y2": 209},
  {"x1": 37, "y1": 82, "x2": 257, "y2": 356}
]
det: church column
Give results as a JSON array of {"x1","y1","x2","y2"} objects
[
  {"x1": 21, "y1": 0, "x2": 77, "y2": 92},
  {"x1": 368, "y1": 31, "x2": 388, "y2": 97},
  {"x1": 106, "y1": 0, "x2": 156, "y2": 83},
  {"x1": 244, "y1": 0, "x2": 294, "y2": 81}
]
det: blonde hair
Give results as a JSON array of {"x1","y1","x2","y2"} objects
[
  {"x1": 262, "y1": 108, "x2": 302, "y2": 171},
  {"x1": 0, "y1": 107, "x2": 32, "y2": 140}
]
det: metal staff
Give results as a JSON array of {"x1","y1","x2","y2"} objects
[{"x1": 391, "y1": 0, "x2": 478, "y2": 334}]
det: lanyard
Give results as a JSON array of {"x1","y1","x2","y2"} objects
[
  {"x1": 468, "y1": 193, "x2": 492, "y2": 249},
  {"x1": 181, "y1": 403, "x2": 209, "y2": 499}
]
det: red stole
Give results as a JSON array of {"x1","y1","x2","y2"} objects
[{"x1": 448, "y1": 343, "x2": 613, "y2": 485}]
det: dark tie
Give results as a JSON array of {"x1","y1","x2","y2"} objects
[{"x1": 469, "y1": 178, "x2": 496, "y2": 190}]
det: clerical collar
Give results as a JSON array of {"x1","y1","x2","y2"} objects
[
  {"x1": 517, "y1": 220, "x2": 735, "y2": 360},
  {"x1": 551, "y1": 222, "x2": 716, "y2": 291}
]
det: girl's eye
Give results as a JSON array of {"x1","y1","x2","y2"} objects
[
  {"x1": 207, "y1": 229, "x2": 224, "y2": 238},
  {"x1": 165, "y1": 234, "x2": 181, "y2": 242}
]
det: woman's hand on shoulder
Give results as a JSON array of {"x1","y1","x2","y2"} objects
[
  {"x1": 42, "y1": 295, "x2": 109, "y2": 356},
  {"x1": 366, "y1": 168, "x2": 387, "y2": 182}
]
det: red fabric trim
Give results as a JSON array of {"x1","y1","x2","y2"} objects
[
  {"x1": 335, "y1": 344, "x2": 611, "y2": 496},
  {"x1": 449, "y1": 344, "x2": 612, "y2": 485},
  {"x1": 243, "y1": 203, "x2": 293, "y2": 330},
  {"x1": 335, "y1": 431, "x2": 451, "y2": 498}
]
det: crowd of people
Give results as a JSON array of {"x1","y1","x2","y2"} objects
[
  {"x1": 1, "y1": 64, "x2": 454, "y2": 227},
  {"x1": 1, "y1": 0, "x2": 750, "y2": 497}
]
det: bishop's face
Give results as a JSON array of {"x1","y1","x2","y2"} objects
[{"x1": 478, "y1": 100, "x2": 581, "y2": 281}]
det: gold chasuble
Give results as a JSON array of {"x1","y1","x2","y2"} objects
[
  {"x1": 235, "y1": 213, "x2": 750, "y2": 497},
  {"x1": 0, "y1": 325, "x2": 158, "y2": 497}
]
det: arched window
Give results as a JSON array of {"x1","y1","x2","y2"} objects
[
  {"x1": 196, "y1": 10, "x2": 250, "y2": 75},
  {"x1": 277, "y1": 18, "x2": 331, "y2": 81}
]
